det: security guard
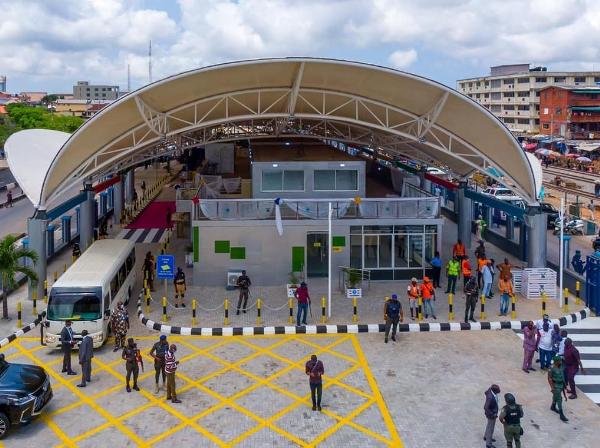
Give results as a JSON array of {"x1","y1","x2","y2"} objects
[
  {"x1": 236, "y1": 270, "x2": 252, "y2": 315},
  {"x1": 150, "y1": 335, "x2": 169, "y2": 394},
  {"x1": 464, "y1": 276, "x2": 479, "y2": 323},
  {"x1": 174, "y1": 267, "x2": 186, "y2": 308},
  {"x1": 122, "y1": 338, "x2": 143, "y2": 392},
  {"x1": 548, "y1": 356, "x2": 569, "y2": 422},
  {"x1": 499, "y1": 393, "x2": 523, "y2": 448},
  {"x1": 383, "y1": 294, "x2": 404, "y2": 343}
]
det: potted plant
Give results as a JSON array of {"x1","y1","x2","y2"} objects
[{"x1": 344, "y1": 268, "x2": 362, "y2": 299}]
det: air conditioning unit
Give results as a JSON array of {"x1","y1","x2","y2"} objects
[{"x1": 227, "y1": 270, "x2": 243, "y2": 290}]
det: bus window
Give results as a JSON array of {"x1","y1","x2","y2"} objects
[
  {"x1": 110, "y1": 275, "x2": 118, "y2": 298},
  {"x1": 126, "y1": 253, "x2": 134, "y2": 273},
  {"x1": 119, "y1": 263, "x2": 127, "y2": 284},
  {"x1": 47, "y1": 292, "x2": 101, "y2": 321}
]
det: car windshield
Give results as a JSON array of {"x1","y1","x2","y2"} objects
[{"x1": 47, "y1": 292, "x2": 101, "y2": 321}]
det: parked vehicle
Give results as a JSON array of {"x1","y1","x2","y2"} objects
[
  {"x1": 482, "y1": 187, "x2": 523, "y2": 202},
  {"x1": 0, "y1": 354, "x2": 53, "y2": 439},
  {"x1": 540, "y1": 202, "x2": 560, "y2": 229},
  {"x1": 553, "y1": 218, "x2": 584, "y2": 236}
]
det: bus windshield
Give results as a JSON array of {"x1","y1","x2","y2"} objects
[{"x1": 47, "y1": 292, "x2": 101, "y2": 321}]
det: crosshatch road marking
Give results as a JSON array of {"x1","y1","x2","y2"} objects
[{"x1": 2, "y1": 335, "x2": 402, "y2": 447}]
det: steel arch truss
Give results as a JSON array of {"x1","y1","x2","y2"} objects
[{"x1": 48, "y1": 87, "x2": 534, "y2": 203}]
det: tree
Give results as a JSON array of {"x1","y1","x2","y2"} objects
[
  {"x1": 41, "y1": 94, "x2": 58, "y2": 105},
  {"x1": 0, "y1": 235, "x2": 38, "y2": 320}
]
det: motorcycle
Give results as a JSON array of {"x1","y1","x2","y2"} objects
[{"x1": 553, "y1": 218, "x2": 585, "y2": 236}]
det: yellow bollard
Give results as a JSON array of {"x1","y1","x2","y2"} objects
[
  {"x1": 224, "y1": 299, "x2": 230, "y2": 326},
  {"x1": 541, "y1": 291, "x2": 547, "y2": 317},
  {"x1": 32, "y1": 289, "x2": 38, "y2": 316},
  {"x1": 448, "y1": 293, "x2": 454, "y2": 321},
  {"x1": 511, "y1": 295, "x2": 516, "y2": 320},
  {"x1": 43, "y1": 279, "x2": 48, "y2": 304},
  {"x1": 162, "y1": 297, "x2": 167, "y2": 322},
  {"x1": 288, "y1": 298, "x2": 294, "y2": 324},
  {"x1": 63, "y1": 263, "x2": 67, "y2": 273},
  {"x1": 256, "y1": 299, "x2": 262, "y2": 325},
  {"x1": 321, "y1": 296, "x2": 326, "y2": 324},
  {"x1": 192, "y1": 299, "x2": 197, "y2": 326},
  {"x1": 417, "y1": 296, "x2": 423, "y2": 321},
  {"x1": 352, "y1": 296, "x2": 358, "y2": 323},
  {"x1": 480, "y1": 294, "x2": 486, "y2": 320},
  {"x1": 17, "y1": 301, "x2": 22, "y2": 328},
  {"x1": 575, "y1": 281, "x2": 581, "y2": 305},
  {"x1": 563, "y1": 287, "x2": 569, "y2": 313},
  {"x1": 53, "y1": 271, "x2": 58, "y2": 282}
]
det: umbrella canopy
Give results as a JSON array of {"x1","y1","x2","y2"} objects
[
  {"x1": 565, "y1": 153, "x2": 579, "y2": 158},
  {"x1": 524, "y1": 143, "x2": 538, "y2": 151},
  {"x1": 535, "y1": 148, "x2": 551, "y2": 156},
  {"x1": 576, "y1": 156, "x2": 592, "y2": 163}
]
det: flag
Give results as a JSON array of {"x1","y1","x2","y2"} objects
[{"x1": 274, "y1": 197, "x2": 283, "y2": 236}]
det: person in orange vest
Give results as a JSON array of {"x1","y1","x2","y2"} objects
[
  {"x1": 406, "y1": 277, "x2": 419, "y2": 321},
  {"x1": 420, "y1": 276, "x2": 436, "y2": 319},
  {"x1": 461, "y1": 255, "x2": 472, "y2": 288},
  {"x1": 498, "y1": 274, "x2": 513, "y2": 316},
  {"x1": 452, "y1": 239, "x2": 466, "y2": 277}
]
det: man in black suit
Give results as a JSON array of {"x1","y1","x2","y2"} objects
[
  {"x1": 77, "y1": 329, "x2": 94, "y2": 387},
  {"x1": 60, "y1": 320, "x2": 77, "y2": 375}
]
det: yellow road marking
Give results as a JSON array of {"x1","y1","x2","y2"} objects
[{"x1": 351, "y1": 335, "x2": 403, "y2": 446}]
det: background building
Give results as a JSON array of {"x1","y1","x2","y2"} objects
[
  {"x1": 457, "y1": 64, "x2": 600, "y2": 134},
  {"x1": 73, "y1": 81, "x2": 120, "y2": 100},
  {"x1": 0, "y1": 75, "x2": 6, "y2": 92},
  {"x1": 539, "y1": 86, "x2": 600, "y2": 140}
]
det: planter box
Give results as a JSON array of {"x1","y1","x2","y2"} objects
[{"x1": 346, "y1": 288, "x2": 362, "y2": 299}]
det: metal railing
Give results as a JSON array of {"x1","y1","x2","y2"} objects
[{"x1": 338, "y1": 266, "x2": 371, "y2": 292}]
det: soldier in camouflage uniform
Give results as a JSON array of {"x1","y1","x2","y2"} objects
[
  {"x1": 111, "y1": 302, "x2": 129, "y2": 352},
  {"x1": 547, "y1": 356, "x2": 569, "y2": 422}
]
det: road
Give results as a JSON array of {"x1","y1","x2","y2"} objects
[{"x1": 0, "y1": 193, "x2": 33, "y2": 237}]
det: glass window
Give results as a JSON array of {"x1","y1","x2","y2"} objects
[
  {"x1": 554, "y1": 76, "x2": 566, "y2": 83},
  {"x1": 363, "y1": 235, "x2": 378, "y2": 268},
  {"x1": 424, "y1": 234, "x2": 436, "y2": 263},
  {"x1": 336, "y1": 170, "x2": 358, "y2": 190},
  {"x1": 395, "y1": 225, "x2": 424, "y2": 233},
  {"x1": 350, "y1": 235, "x2": 362, "y2": 268},
  {"x1": 379, "y1": 235, "x2": 393, "y2": 268},
  {"x1": 408, "y1": 235, "x2": 423, "y2": 267},
  {"x1": 518, "y1": 118, "x2": 529, "y2": 125},
  {"x1": 535, "y1": 77, "x2": 547, "y2": 83},
  {"x1": 110, "y1": 276, "x2": 118, "y2": 297},
  {"x1": 518, "y1": 78, "x2": 529, "y2": 84},
  {"x1": 350, "y1": 226, "x2": 363, "y2": 235},
  {"x1": 262, "y1": 171, "x2": 283, "y2": 191},
  {"x1": 490, "y1": 80, "x2": 501, "y2": 88},
  {"x1": 364, "y1": 225, "x2": 393, "y2": 234},
  {"x1": 394, "y1": 234, "x2": 408, "y2": 267},
  {"x1": 283, "y1": 170, "x2": 304, "y2": 191},
  {"x1": 47, "y1": 292, "x2": 101, "y2": 321},
  {"x1": 574, "y1": 76, "x2": 586, "y2": 83},
  {"x1": 119, "y1": 263, "x2": 127, "y2": 285},
  {"x1": 491, "y1": 92, "x2": 501, "y2": 100},
  {"x1": 314, "y1": 170, "x2": 335, "y2": 190}
]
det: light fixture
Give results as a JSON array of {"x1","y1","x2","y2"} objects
[
  {"x1": 285, "y1": 142, "x2": 291, "y2": 146},
  {"x1": 272, "y1": 163, "x2": 279, "y2": 167},
  {"x1": 339, "y1": 163, "x2": 346, "y2": 167}
]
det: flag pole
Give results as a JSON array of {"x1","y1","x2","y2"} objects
[
  {"x1": 328, "y1": 201, "x2": 332, "y2": 318},
  {"x1": 559, "y1": 197, "x2": 564, "y2": 308}
]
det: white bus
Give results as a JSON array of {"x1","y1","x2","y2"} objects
[{"x1": 43, "y1": 239, "x2": 137, "y2": 348}]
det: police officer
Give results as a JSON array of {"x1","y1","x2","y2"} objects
[
  {"x1": 122, "y1": 338, "x2": 143, "y2": 392},
  {"x1": 174, "y1": 267, "x2": 186, "y2": 308},
  {"x1": 150, "y1": 335, "x2": 169, "y2": 394},
  {"x1": 499, "y1": 393, "x2": 523, "y2": 448},
  {"x1": 548, "y1": 355, "x2": 569, "y2": 422},
  {"x1": 464, "y1": 275, "x2": 479, "y2": 323},
  {"x1": 236, "y1": 270, "x2": 251, "y2": 315},
  {"x1": 383, "y1": 294, "x2": 403, "y2": 344}
]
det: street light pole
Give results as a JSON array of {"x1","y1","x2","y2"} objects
[
  {"x1": 328, "y1": 202, "x2": 332, "y2": 319},
  {"x1": 559, "y1": 197, "x2": 565, "y2": 308}
]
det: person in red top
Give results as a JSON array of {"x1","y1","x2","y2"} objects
[
  {"x1": 563, "y1": 338, "x2": 585, "y2": 399},
  {"x1": 420, "y1": 276, "x2": 436, "y2": 319},
  {"x1": 294, "y1": 282, "x2": 311, "y2": 326},
  {"x1": 164, "y1": 344, "x2": 181, "y2": 403},
  {"x1": 305, "y1": 355, "x2": 325, "y2": 411},
  {"x1": 461, "y1": 255, "x2": 472, "y2": 287}
]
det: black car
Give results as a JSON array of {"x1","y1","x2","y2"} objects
[
  {"x1": 0, "y1": 354, "x2": 53, "y2": 439},
  {"x1": 540, "y1": 202, "x2": 560, "y2": 229}
]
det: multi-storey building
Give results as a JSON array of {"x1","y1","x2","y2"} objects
[
  {"x1": 457, "y1": 64, "x2": 600, "y2": 134},
  {"x1": 539, "y1": 86, "x2": 600, "y2": 139},
  {"x1": 73, "y1": 81, "x2": 120, "y2": 100},
  {"x1": 0, "y1": 75, "x2": 6, "y2": 92}
]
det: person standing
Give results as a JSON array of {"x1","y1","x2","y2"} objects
[
  {"x1": 445, "y1": 256, "x2": 460, "y2": 294},
  {"x1": 166, "y1": 207, "x2": 173, "y2": 229},
  {"x1": 522, "y1": 321, "x2": 538, "y2": 373},
  {"x1": 538, "y1": 322, "x2": 554, "y2": 370},
  {"x1": 461, "y1": 255, "x2": 472, "y2": 288},
  {"x1": 143, "y1": 251, "x2": 155, "y2": 292},
  {"x1": 165, "y1": 344, "x2": 181, "y2": 403},
  {"x1": 498, "y1": 274, "x2": 513, "y2": 317},
  {"x1": 497, "y1": 258, "x2": 513, "y2": 281},
  {"x1": 236, "y1": 270, "x2": 251, "y2": 315},
  {"x1": 6, "y1": 190, "x2": 13, "y2": 207},
  {"x1": 173, "y1": 267, "x2": 187, "y2": 308},
  {"x1": 483, "y1": 384, "x2": 501, "y2": 448},
  {"x1": 305, "y1": 354, "x2": 325, "y2": 411},
  {"x1": 464, "y1": 276, "x2": 479, "y2": 323},
  {"x1": 420, "y1": 276, "x2": 436, "y2": 320},
  {"x1": 150, "y1": 335, "x2": 169, "y2": 394},
  {"x1": 122, "y1": 338, "x2": 143, "y2": 392},
  {"x1": 383, "y1": 294, "x2": 403, "y2": 343},
  {"x1": 563, "y1": 338, "x2": 585, "y2": 399},
  {"x1": 453, "y1": 239, "x2": 466, "y2": 270},
  {"x1": 294, "y1": 282, "x2": 311, "y2": 326},
  {"x1": 548, "y1": 356, "x2": 569, "y2": 422},
  {"x1": 77, "y1": 330, "x2": 93, "y2": 387},
  {"x1": 60, "y1": 320, "x2": 77, "y2": 375},
  {"x1": 551, "y1": 324, "x2": 562, "y2": 357},
  {"x1": 110, "y1": 302, "x2": 129, "y2": 352},
  {"x1": 488, "y1": 259, "x2": 496, "y2": 298},
  {"x1": 430, "y1": 251, "x2": 442, "y2": 288},
  {"x1": 499, "y1": 393, "x2": 523, "y2": 448},
  {"x1": 482, "y1": 260, "x2": 493, "y2": 299},
  {"x1": 406, "y1": 277, "x2": 419, "y2": 320},
  {"x1": 141, "y1": 180, "x2": 146, "y2": 197},
  {"x1": 475, "y1": 240, "x2": 486, "y2": 261}
]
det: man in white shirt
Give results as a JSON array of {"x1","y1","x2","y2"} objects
[
  {"x1": 558, "y1": 329, "x2": 568, "y2": 356},
  {"x1": 538, "y1": 322, "x2": 554, "y2": 370}
]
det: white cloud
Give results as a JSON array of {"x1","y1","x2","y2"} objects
[{"x1": 388, "y1": 49, "x2": 417, "y2": 69}]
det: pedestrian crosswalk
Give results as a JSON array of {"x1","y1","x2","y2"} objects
[{"x1": 114, "y1": 228, "x2": 168, "y2": 244}]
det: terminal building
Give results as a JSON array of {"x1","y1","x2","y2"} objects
[{"x1": 73, "y1": 81, "x2": 120, "y2": 100}]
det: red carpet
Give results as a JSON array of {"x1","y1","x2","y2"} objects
[{"x1": 126, "y1": 201, "x2": 176, "y2": 229}]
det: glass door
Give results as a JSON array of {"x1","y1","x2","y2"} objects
[{"x1": 306, "y1": 233, "x2": 328, "y2": 277}]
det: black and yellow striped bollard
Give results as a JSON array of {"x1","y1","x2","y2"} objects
[
  {"x1": 43, "y1": 279, "x2": 48, "y2": 304},
  {"x1": 541, "y1": 291, "x2": 547, "y2": 317},
  {"x1": 224, "y1": 299, "x2": 230, "y2": 326},
  {"x1": 563, "y1": 287, "x2": 569, "y2": 313},
  {"x1": 511, "y1": 295, "x2": 516, "y2": 320},
  {"x1": 321, "y1": 296, "x2": 326, "y2": 324},
  {"x1": 32, "y1": 289, "x2": 38, "y2": 316},
  {"x1": 145, "y1": 288, "x2": 151, "y2": 315},
  {"x1": 480, "y1": 294, "x2": 486, "y2": 320},
  {"x1": 575, "y1": 281, "x2": 581, "y2": 305},
  {"x1": 288, "y1": 298, "x2": 294, "y2": 324},
  {"x1": 448, "y1": 293, "x2": 454, "y2": 321},
  {"x1": 162, "y1": 297, "x2": 167, "y2": 322},
  {"x1": 256, "y1": 299, "x2": 262, "y2": 325},
  {"x1": 17, "y1": 301, "x2": 22, "y2": 328},
  {"x1": 352, "y1": 297, "x2": 358, "y2": 323},
  {"x1": 417, "y1": 296, "x2": 423, "y2": 321},
  {"x1": 192, "y1": 299, "x2": 197, "y2": 326}
]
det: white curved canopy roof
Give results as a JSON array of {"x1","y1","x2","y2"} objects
[{"x1": 30, "y1": 58, "x2": 537, "y2": 205}]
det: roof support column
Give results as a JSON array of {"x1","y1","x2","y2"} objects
[
  {"x1": 113, "y1": 178, "x2": 124, "y2": 225},
  {"x1": 527, "y1": 206, "x2": 547, "y2": 268},
  {"x1": 27, "y1": 208, "x2": 48, "y2": 301},
  {"x1": 457, "y1": 181, "x2": 472, "y2": 249},
  {"x1": 79, "y1": 183, "x2": 96, "y2": 252},
  {"x1": 124, "y1": 169, "x2": 135, "y2": 205}
]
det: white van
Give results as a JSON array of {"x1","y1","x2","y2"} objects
[{"x1": 43, "y1": 239, "x2": 137, "y2": 348}]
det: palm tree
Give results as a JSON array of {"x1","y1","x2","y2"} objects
[{"x1": 0, "y1": 235, "x2": 38, "y2": 320}]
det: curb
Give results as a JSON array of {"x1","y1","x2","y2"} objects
[
  {"x1": 136, "y1": 293, "x2": 591, "y2": 337},
  {"x1": 0, "y1": 311, "x2": 46, "y2": 348}
]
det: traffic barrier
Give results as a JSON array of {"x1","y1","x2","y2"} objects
[
  {"x1": 43, "y1": 280, "x2": 48, "y2": 304},
  {"x1": 256, "y1": 299, "x2": 262, "y2": 325},
  {"x1": 480, "y1": 294, "x2": 486, "y2": 320},
  {"x1": 321, "y1": 296, "x2": 326, "y2": 324},
  {"x1": 162, "y1": 297, "x2": 167, "y2": 322},
  {"x1": 32, "y1": 289, "x2": 37, "y2": 316},
  {"x1": 511, "y1": 295, "x2": 516, "y2": 320},
  {"x1": 224, "y1": 299, "x2": 230, "y2": 326},
  {"x1": 417, "y1": 296, "x2": 423, "y2": 321},
  {"x1": 448, "y1": 293, "x2": 454, "y2": 321},
  {"x1": 17, "y1": 302, "x2": 22, "y2": 328},
  {"x1": 563, "y1": 288, "x2": 569, "y2": 313},
  {"x1": 352, "y1": 297, "x2": 358, "y2": 323},
  {"x1": 192, "y1": 299, "x2": 197, "y2": 326},
  {"x1": 288, "y1": 298, "x2": 293, "y2": 324},
  {"x1": 575, "y1": 281, "x2": 581, "y2": 305},
  {"x1": 541, "y1": 291, "x2": 547, "y2": 317}
]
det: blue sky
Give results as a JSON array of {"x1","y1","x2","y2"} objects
[{"x1": 1, "y1": 0, "x2": 599, "y2": 93}]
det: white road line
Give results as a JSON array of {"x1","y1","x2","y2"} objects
[
  {"x1": 144, "y1": 228, "x2": 160, "y2": 243},
  {"x1": 129, "y1": 229, "x2": 144, "y2": 243},
  {"x1": 571, "y1": 375, "x2": 600, "y2": 385},
  {"x1": 116, "y1": 229, "x2": 129, "y2": 239}
]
